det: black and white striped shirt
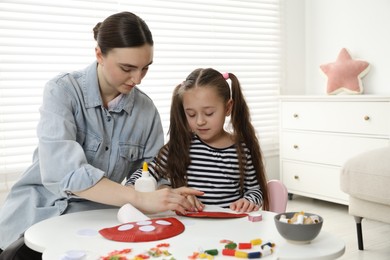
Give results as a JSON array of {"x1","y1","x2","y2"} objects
[{"x1": 127, "y1": 136, "x2": 263, "y2": 208}]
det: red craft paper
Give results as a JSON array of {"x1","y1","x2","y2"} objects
[
  {"x1": 99, "y1": 217, "x2": 184, "y2": 242},
  {"x1": 176, "y1": 211, "x2": 248, "y2": 218}
]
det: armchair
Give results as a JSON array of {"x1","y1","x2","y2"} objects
[{"x1": 340, "y1": 146, "x2": 390, "y2": 250}]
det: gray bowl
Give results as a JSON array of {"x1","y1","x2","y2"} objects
[{"x1": 274, "y1": 212, "x2": 323, "y2": 243}]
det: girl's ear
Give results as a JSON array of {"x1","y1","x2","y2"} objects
[{"x1": 225, "y1": 99, "x2": 233, "y2": 116}]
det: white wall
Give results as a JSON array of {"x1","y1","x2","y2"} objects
[
  {"x1": 283, "y1": 0, "x2": 390, "y2": 95},
  {"x1": 281, "y1": 0, "x2": 306, "y2": 95}
]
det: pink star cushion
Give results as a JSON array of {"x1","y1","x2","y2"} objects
[{"x1": 320, "y1": 48, "x2": 370, "y2": 95}]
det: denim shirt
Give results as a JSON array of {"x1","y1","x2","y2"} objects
[{"x1": 0, "y1": 61, "x2": 164, "y2": 249}]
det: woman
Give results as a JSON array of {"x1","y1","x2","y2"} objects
[{"x1": 0, "y1": 11, "x2": 202, "y2": 259}]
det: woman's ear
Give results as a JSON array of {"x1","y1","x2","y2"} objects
[
  {"x1": 95, "y1": 46, "x2": 104, "y2": 65},
  {"x1": 225, "y1": 99, "x2": 233, "y2": 116}
]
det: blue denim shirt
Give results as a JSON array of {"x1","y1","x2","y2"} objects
[{"x1": 0, "y1": 61, "x2": 164, "y2": 249}]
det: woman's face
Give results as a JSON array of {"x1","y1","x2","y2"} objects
[{"x1": 96, "y1": 44, "x2": 153, "y2": 96}]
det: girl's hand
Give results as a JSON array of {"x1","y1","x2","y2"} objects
[
  {"x1": 229, "y1": 198, "x2": 260, "y2": 213},
  {"x1": 135, "y1": 187, "x2": 204, "y2": 214}
]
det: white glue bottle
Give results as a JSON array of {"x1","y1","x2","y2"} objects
[{"x1": 134, "y1": 162, "x2": 157, "y2": 192}]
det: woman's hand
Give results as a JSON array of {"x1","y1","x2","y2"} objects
[
  {"x1": 73, "y1": 178, "x2": 203, "y2": 215},
  {"x1": 184, "y1": 194, "x2": 205, "y2": 212},
  {"x1": 229, "y1": 198, "x2": 260, "y2": 213},
  {"x1": 135, "y1": 187, "x2": 204, "y2": 214}
]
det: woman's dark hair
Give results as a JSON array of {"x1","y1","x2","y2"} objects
[{"x1": 93, "y1": 11, "x2": 153, "y2": 55}]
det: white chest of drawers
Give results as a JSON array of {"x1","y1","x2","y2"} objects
[{"x1": 279, "y1": 96, "x2": 390, "y2": 205}]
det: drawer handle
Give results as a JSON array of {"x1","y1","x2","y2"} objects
[
  {"x1": 293, "y1": 113, "x2": 299, "y2": 118},
  {"x1": 293, "y1": 144, "x2": 299, "y2": 149},
  {"x1": 364, "y1": 115, "x2": 370, "y2": 121},
  {"x1": 294, "y1": 175, "x2": 299, "y2": 180}
]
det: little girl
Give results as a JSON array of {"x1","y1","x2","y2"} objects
[{"x1": 127, "y1": 68, "x2": 269, "y2": 213}]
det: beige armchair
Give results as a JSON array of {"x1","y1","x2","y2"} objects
[{"x1": 340, "y1": 146, "x2": 390, "y2": 250}]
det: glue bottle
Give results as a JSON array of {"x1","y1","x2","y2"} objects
[{"x1": 134, "y1": 162, "x2": 157, "y2": 192}]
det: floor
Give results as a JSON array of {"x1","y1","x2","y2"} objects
[{"x1": 286, "y1": 195, "x2": 390, "y2": 260}]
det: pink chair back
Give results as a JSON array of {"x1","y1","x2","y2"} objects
[{"x1": 267, "y1": 180, "x2": 288, "y2": 213}]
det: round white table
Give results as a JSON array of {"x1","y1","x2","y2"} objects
[{"x1": 25, "y1": 208, "x2": 345, "y2": 260}]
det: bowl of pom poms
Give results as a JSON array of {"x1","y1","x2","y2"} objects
[{"x1": 274, "y1": 211, "x2": 323, "y2": 243}]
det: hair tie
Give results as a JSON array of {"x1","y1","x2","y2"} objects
[{"x1": 222, "y1": 72, "x2": 229, "y2": 80}]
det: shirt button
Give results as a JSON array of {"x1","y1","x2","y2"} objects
[
  {"x1": 105, "y1": 147, "x2": 109, "y2": 151},
  {"x1": 107, "y1": 117, "x2": 111, "y2": 122}
]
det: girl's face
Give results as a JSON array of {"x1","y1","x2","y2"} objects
[
  {"x1": 182, "y1": 86, "x2": 232, "y2": 147},
  {"x1": 96, "y1": 44, "x2": 153, "y2": 96}
]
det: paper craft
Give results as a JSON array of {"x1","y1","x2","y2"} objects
[
  {"x1": 176, "y1": 205, "x2": 248, "y2": 218},
  {"x1": 60, "y1": 250, "x2": 86, "y2": 260},
  {"x1": 117, "y1": 203, "x2": 150, "y2": 223},
  {"x1": 99, "y1": 217, "x2": 184, "y2": 242},
  {"x1": 177, "y1": 211, "x2": 248, "y2": 218},
  {"x1": 76, "y1": 228, "x2": 98, "y2": 237}
]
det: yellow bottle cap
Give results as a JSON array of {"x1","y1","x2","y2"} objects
[{"x1": 143, "y1": 162, "x2": 148, "y2": 172}]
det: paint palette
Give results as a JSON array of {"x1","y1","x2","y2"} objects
[{"x1": 99, "y1": 217, "x2": 185, "y2": 242}]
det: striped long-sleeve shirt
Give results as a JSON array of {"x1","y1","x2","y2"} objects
[{"x1": 127, "y1": 135, "x2": 263, "y2": 208}]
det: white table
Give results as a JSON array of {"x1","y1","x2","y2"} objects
[{"x1": 25, "y1": 208, "x2": 345, "y2": 260}]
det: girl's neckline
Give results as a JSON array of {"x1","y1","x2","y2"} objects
[{"x1": 194, "y1": 134, "x2": 235, "y2": 150}]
